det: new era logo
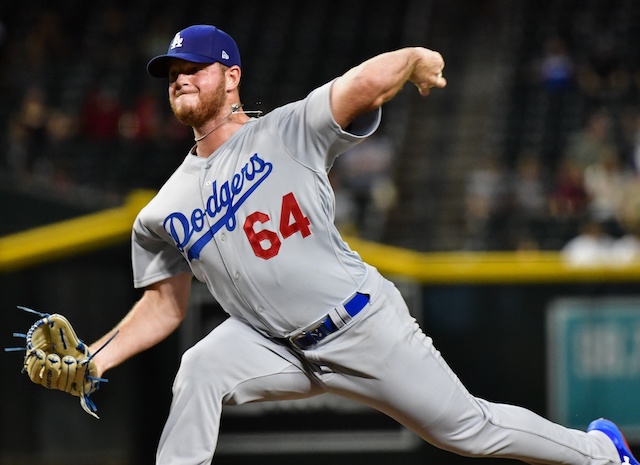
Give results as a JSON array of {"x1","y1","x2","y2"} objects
[
  {"x1": 222, "y1": 50, "x2": 229, "y2": 60},
  {"x1": 170, "y1": 32, "x2": 184, "y2": 49}
]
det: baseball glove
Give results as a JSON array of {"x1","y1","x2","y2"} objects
[{"x1": 7, "y1": 306, "x2": 114, "y2": 419}]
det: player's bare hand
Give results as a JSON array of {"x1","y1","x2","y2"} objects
[{"x1": 410, "y1": 47, "x2": 446, "y2": 96}]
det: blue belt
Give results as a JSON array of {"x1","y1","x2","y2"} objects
[{"x1": 288, "y1": 293, "x2": 369, "y2": 349}]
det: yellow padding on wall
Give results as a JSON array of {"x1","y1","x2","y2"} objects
[
  {"x1": 0, "y1": 190, "x2": 155, "y2": 272},
  {"x1": 344, "y1": 237, "x2": 640, "y2": 284},
  {"x1": 1, "y1": 189, "x2": 639, "y2": 283}
]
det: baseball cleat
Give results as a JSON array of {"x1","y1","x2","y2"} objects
[{"x1": 587, "y1": 418, "x2": 639, "y2": 465}]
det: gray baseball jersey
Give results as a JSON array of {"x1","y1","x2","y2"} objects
[
  {"x1": 132, "y1": 81, "x2": 621, "y2": 465},
  {"x1": 132, "y1": 80, "x2": 380, "y2": 336}
]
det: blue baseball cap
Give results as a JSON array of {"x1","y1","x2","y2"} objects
[{"x1": 147, "y1": 25, "x2": 241, "y2": 78}]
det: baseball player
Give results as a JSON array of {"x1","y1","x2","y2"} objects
[{"x1": 84, "y1": 25, "x2": 637, "y2": 465}]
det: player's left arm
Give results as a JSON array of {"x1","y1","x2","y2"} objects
[
  {"x1": 330, "y1": 47, "x2": 446, "y2": 129},
  {"x1": 88, "y1": 272, "x2": 192, "y2": 378}
]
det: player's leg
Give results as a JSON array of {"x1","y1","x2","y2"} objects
[
  {"x1": 156, "y1": 317, "x2": 322, "y2": 465},
  {"x1": 311, "y1": 279, "x2": 620, "y2": 465}
]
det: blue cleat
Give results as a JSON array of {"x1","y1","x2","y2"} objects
[{"x1": 588, "y1": 418, "x2": 639, "y2": 465}]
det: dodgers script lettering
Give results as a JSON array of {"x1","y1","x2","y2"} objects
[{"x1": 163, "y1": 153, "x2": 273, "y2": 260}]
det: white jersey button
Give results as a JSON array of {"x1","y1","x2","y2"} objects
[
  {"x1": 205, "y1": 181, "x2": 211, "y2": 187},
  {"x1": 234, "y1": 272, "x2": 240, "y2": 280},
  {"x1": 220, "y1": 233, "x2": 226, "y2": 241}
]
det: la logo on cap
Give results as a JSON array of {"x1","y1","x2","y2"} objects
[{"x1": 170, "y1": 32, "x2": 184, "y2": 50}]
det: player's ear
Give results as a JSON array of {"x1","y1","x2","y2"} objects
[{"x1": 226, "y1": 65, "x2": 242, "y2": 90}]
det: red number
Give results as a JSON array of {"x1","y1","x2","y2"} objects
[
  {"x1": 280, "y1": 192, "x2": 311, "y2": 239},
  {"x1": 243, "y1": 193, "x2": 312, "y2": 260},
  {"x1": 243, "y1": 212, "x2": 281, "y2": 260}
]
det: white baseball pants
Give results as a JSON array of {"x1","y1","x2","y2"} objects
[{"x1": 156, "y1": 277, "x2": 619, "y2": 465}]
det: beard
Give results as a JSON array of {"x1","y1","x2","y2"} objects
[{"x1": 170, "y1": 78, "x2": 227, "y2": 128}]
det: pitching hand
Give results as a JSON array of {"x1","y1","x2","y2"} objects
[{"x1": 410, "y1": 47, "x2": 446, "y2": 96}]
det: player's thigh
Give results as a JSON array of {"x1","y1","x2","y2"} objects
[
  {"x1": 316, "y1": 282, "x2": 482, "y2": 440},
  {"x1": 176, "y1": 317, "x2": 323, "y2": 405}
]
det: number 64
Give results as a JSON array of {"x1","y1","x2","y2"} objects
[{"x1": 242, "y1": 192, "x2": 311, "y2": 260}]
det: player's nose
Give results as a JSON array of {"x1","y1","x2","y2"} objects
[
  {"x1": 169, "y1": 70, "x2": 190, "y2": 87},
  {"x1": 171, "y1": 77, "x2": 190, "y2": 94}
]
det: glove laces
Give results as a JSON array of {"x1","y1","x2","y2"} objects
[{"x1": 5, "y1": 306, "x2": 119, "y2": 419}]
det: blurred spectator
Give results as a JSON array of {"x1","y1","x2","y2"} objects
[
  {"x1": 140, "y1": 13, "x2": 176, "y2": 59},
  {"x1": 563, "y1": 110, "x2": 617, "y2": 170},
  {"x1": 5, "y1": 86, "x2": 50, "y2": 180},
  {"x1": 119, "y1": 86, "x2": 163, "y2": 142},
  {"x1": 617, "y1": 169, "x2": 640, "y2": 232},
  {"x1": 525, "y1": 35, "x2": 578, "y2": 167},
  {"x1": 9, "y1": 10, "x2": 70, "y2": 95},
  {"x1": 547, "y1": 159, "x2": 589, "y2": 248},
  {"x1": 42, "y1": 109, "x2": 80, "y2": 190},
  {"x1": 77, "y1": 83, "x2": 123, "y2": 190},
  {"x1": 561, "y1": 218, "x2": 614, "y2": 267},
  {"x1": 586, "y1": 32, "x2": 622, "y2": 81},
  {"x1": 328, "y1": 167, "x2": 357, "y2": 235},
  {"x1": 582, "y1": 148, "x2": 630, "y2": 236},
  {"x1": 577, "y1": 29, "x2": 631, "y2": 107},
  {"x1": 562, "y1": 200, "x2": 640, "y2": 267},
  {"x1": 92, "y1": 5, "x2": 134, "y2": 76},
  {"x1": 548, "y1": 160, "x2": 589, "y2": 216},
  {"x1": 113, "y1": 87, "x2": 172, "y2": 192},
  {"x1": 464, "y1": 154, "x2": 511, "y2": 250},
  {"x1": 609, "y1": 233, "x2": 640, "y2": 265},
  {"x1": 81, "y1": 84, "x2": 123, "y2": 141},
  {"x1": 509, "y1": 152, "x2": 551, "y2": 248},
  {"x1": 537, "y1": 36, "x2": 576, "y2": 93},
  {"x1": 628, "y1": 112, "x2": 640, "y2": 172},
  {"x1": 5, "y1": 118, "x2": 30, "y2": 179},
  {"x1": 334, "y1": 135, "x2": 396, "y2": 239},
  {"x1": 610, "y1": 168, "x2": 640, "y2": 264}
]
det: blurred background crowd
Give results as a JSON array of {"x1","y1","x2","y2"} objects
[{"x1": 1, "y1": 0, "x2": 640, "y2": 260}]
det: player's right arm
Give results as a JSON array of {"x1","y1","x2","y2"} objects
[
  {"x1": 88, "y1": 272, "x2": 192, "y2": 378},
  {"x1": 330, "y1": 47, "x2": 446, "y2": 129}
]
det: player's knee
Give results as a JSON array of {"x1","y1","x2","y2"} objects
[
  {"x1": 428, "y1": 409, "x2": 505, "y2": 458},
  {"x1": 429, "y1": 430, "x2": 497, "y2": 458},
  {"x1": 450, "y1": 439, "x2": 496, "y2": 458}
]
